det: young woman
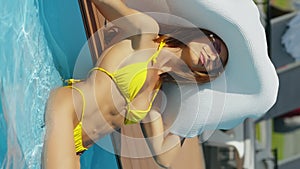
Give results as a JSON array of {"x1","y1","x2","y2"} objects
[{"x1": 42, "y1": 0, "x2": 228, "y2": 168}]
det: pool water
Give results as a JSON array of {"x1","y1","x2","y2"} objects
[{"x1": 0, "y1": 0, "x2": 118, "y2": 168}]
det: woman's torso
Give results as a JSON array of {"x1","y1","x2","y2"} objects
[{"x1": 71, "y1": 36, "x2": 163, "y2": 148}]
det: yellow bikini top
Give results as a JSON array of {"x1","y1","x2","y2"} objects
[
  {"x1": 92, "y1": 41, "x2": 165, "y2": 124},
  {"x1": 65, "y1": 42, "x2": 165, "y2": 154}
]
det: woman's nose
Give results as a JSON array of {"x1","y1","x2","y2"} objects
[{"x1": 203, "y1": 46, "x2": 218, "y2": 60}]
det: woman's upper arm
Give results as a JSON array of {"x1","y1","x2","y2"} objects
[{"x1": 92, "y1": 0, "x2": 159, "y2": 35}]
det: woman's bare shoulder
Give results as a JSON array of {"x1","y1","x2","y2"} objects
[
  {"x1": 111, "y1": 33, "x2": 158, "y2": 49},
  {"x1": 96, "y1": 40, "x2": 134, "y2": 67}
]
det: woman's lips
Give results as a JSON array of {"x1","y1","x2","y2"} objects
[{"x1": 199, "y1": 52, "x2": 206, "y2": 66}]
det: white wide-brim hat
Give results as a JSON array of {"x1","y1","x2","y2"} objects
[{"x1": 126, "y1": 0, "x2": 279, "y2": 137}]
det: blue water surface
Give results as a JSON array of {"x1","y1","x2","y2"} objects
[{"x1": 0, "y1": 0, "x2": 119, "y2": 168}]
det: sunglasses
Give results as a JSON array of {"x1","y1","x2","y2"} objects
[
  {"x1": 208, "y1": 34, "x2": 222, "y2": 55},
  {"x1": 196, "y1": 33, "x2": 226, "y2": 76}
]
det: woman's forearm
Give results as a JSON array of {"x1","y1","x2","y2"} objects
[
  {"x1": 91, "y1": 0, "x2": 137, "y2": 22},
  {"x1": 91, "y1": 0, "x2": 158, "y2": 35},
  {"x1": 153, "y1": 134, "x2": 181, "y2": 168},
  {"x1": 141, "y1": 110, "x2": 182, "y2": 168}
]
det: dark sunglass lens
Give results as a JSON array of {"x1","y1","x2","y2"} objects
[{"x1": 213, "y1": 40, "x2": 221, "y2": 54}]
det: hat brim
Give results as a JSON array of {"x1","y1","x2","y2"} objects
[{"x1": 126, "y1": 0, "x2": 279, "y2": 137}]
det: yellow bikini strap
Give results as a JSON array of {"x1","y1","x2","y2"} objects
[
  {"x1": 127, "y1": 82, "x2": 162, "y2": 113},
  {"x1": 148, "y1": 82, "x2": 162, "y2": 107},
  {"x1": 148, "y1": 41, "x2": 166, "y2": 63},
  {"x1": 64, "y1": 78, "x2": 81, "y2": 86},
  {"x1": 65, "y1": 85, "x2": 86, "y2": 121},
  {"x1": 89, "y1": 67, "x2": 115, "y2": 78}
]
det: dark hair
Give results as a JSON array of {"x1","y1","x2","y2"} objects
[{"x1": 153, "y1": 24, "x2": 229, "y2": 84}]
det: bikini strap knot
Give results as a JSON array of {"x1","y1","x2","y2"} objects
[{"x1": 64, "y1": 79, "x2": 81, "y2": 86}]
